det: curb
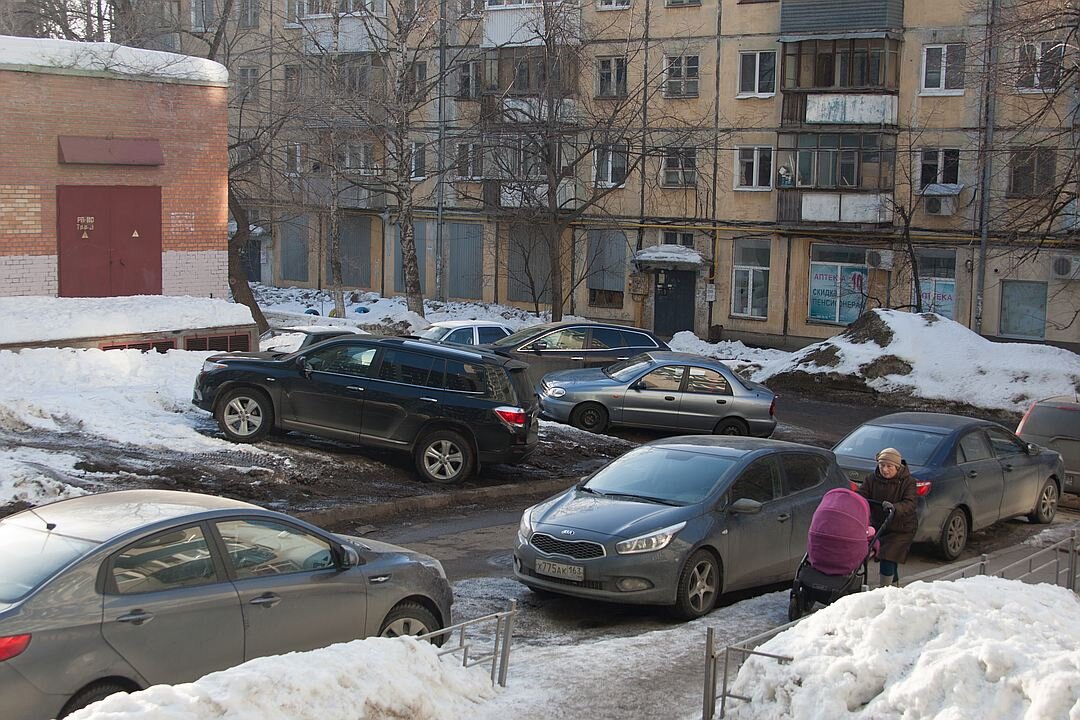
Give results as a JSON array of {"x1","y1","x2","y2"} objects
[{"x1": 296, "y1": 476, "x2": 576, "y2": 528}]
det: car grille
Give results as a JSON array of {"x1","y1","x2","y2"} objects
[
  {"x1": 530, "y1": 532, "x2": 606, "y2": 559},
  {"x1": 522, "y1": 566, "x2": 605, "y2": 590}
]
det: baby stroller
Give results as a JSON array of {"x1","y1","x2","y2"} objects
[{"x1": 787, "y1": 488, "x2": 893, "y2": 621}]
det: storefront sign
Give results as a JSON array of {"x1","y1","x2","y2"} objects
[
  {"x1": 810, "y1": 262, "x2": 868, "y2": 324},
  {"x1": 916, "y1": 278, "x2": 956, "y2": 319}
]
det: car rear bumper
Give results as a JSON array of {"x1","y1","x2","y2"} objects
[
  {"x1": 748, "y1": 418, "x2": 777, "y2": 438},
  {"x1": 1, "y1": 664, "x2": 67, "y2": 720}
]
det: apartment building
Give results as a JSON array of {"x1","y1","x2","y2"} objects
[{"x1": 175, "y1": 0, "x2": 1078, "y2": 349}]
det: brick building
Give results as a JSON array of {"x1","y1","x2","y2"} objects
[{"x1": 0, "y1": 35, "x2": 230, "y2": 299}]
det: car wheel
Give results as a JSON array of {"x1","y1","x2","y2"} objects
[
  {"x1": 1029, "y1": 479, "x2": 1059, "y2": 524},
  {"x1": 60, "y1": 681, "x2": 130, "y2": 717},
  {"x1": 713, "y1": 418, "x2": 749, "y2": 436},
  {"x1": 415, "y1": 429, "x2": 475, "y2": 484},
  {"x1": 939, "y1": 508, "x2": 969, "y2": 560},
  {"x1": 216, "y1": 387, "x2": 273, "y2": 442},
  {"x1": 379, "y1": 601, "x2": 443, "y2": 647},
  {"x1": 671, "y1": 549, "x2": 721, "y2": 620},
  {"x1": 570, "y1": 402, "x2": 608, "y2": 433}
]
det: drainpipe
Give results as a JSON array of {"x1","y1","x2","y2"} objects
[
  {"x1": 434, "y1": 0, "x2": 448, "y2": 301},
  {"x1": 975, "y1": 0, "x2": 999, "y2": 334},
  {"x1": 707, "y1": 0, "x2": 723, "y2": 334}
]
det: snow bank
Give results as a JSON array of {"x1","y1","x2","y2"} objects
[
  {"x1": 0, "y1": 296, "x2": 254, "y2": 345},
  {"x1": 727, "y1": 576, "x2": 1080, "y2": 720},
  {"x1": 68, "y1": 637, "x2": 495, "y2": 720},
  {"x1": 633, "y1": 244, "x2": 704, "y2": 266},
  {"x1": 668, "y1": 331, "x2": 789, "y2": 369},
  {"x1": 754, "y1": 310, "x2": 1080, "y2": 412},
  {"x1": 0, "y1": 447, "x2": 88, "y2": 507}
]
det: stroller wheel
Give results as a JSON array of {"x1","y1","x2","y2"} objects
[{"x1": 787, "y1": 592, "x2": 805, "y2": 622}]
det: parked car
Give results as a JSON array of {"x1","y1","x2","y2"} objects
[
  {"x1": 193, "y1": 335, "x2": 539, "y2": 483},
  {"x1": 259, "y1": 325, "x2": 367, "y2": 353},
  {"x1": 484, "y1": 321, "x2": 670, "y2": 388},
  {"x1": 416, "y1": 320, "x2": 514, "y2": 346},
  {"x1": 0, "y1": 489, "x2": 452, "y2": 720},
  {"x1": 1016, "y1": 395, "x2": 1080, "y2": 495},
  {"x1": 513, "y1": 437, "x2": 847, "y2": 619},
  {"x1": 833, "y1": 412, "x2": 1063, "y2": 560},
  {"x1": 538, "y1": 352, "x2": 776, "y2": 436}
]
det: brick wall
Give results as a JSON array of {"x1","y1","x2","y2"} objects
[
  {"x1": 162, "y1": 250, "x2": 229, "y2": 298},
  {"x1": 0, "y1": 255, "x2": 59, "y2": 296}
]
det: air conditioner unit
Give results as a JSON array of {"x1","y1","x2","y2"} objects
[
  {"x1": 925, "y1": 196, "x2": 957, "y2": 216},
  {"x1": 865, "y1": 249, "x2": 895, "y2": 270},
  {"x1": 1051, "y1": 255, "x2": 1080, "y2": 280}
]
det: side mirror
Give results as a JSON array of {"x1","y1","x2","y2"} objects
[
  {"x1": 729, "y1": 498, "x2": 763, "y2": 514},
  {"x1": 338, "y1": 544, "x2": 362, "y2": 569},
  {"x1": 531, "y1": 340, "x2": 548, "y2": 353},
  {"x1": 296, "y1": 356, "x2": 312, "y2": 376},
  {"x1": 1026, "y1": 442, "x2": 1038, "y2": 455},
  {"x1": 630, "y1": 380, "x2": 644, "y2": 391}
]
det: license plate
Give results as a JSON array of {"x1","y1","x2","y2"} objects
[{"x1": 535, "y1": 559, "x2": 584, "y2": 582}]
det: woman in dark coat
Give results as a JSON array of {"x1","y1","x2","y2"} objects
[{"x1": 857, "y1": 447, "x2": 918, "y2": 587}]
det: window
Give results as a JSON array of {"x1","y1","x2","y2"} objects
[
  {"x1": 236, "y1": 66, "x2": 259, "y2": 103},
  {"x1": 732, "y1": 237, "x2": 770, "y2": 318},
  {"x1": 1000, "y1": 280, "x2": 1047, "y2": 338},
  {"x1": 957, "y1": 432, "x2": 993, "y2": 463},
  {"x1": 639, "y1": 365, "x2": 685, "y2": 391},
  {"x1": 922, "y1": 44, "x2": 965, "y2": 93},
  {"x1": 780, "y1": 454, "x2": 828, "y2": 494},
  {"x1": 459, "y1": 0, "x2": 483, "y2": 14},
  {"x1": 284, "y1": 65, "x2": 302, "y2": 98},
  {"x1": 587, "y1": 229, "x2": 626, "y2": 308},
  {"x1": 777, "y1": 133, "x2": 895, "y2": 191},
  {"x1": 663, "y1": 230, "x2": 694, "y2": 247},
  {"x1": 920, "y1": 149, "x2": 960, "y2": 188},
  {"x1": 1018, "y1": 41, "x2": 1064, "y2": 90},
  {"x1": 539, "y1": 327, "x2": 588, "y2": 350},
  {"x1": 599, "y1": 0, "x2": 630, "y2": 7},
  {"x1": 685, "y1": 367, "x2": 731, "y2": 395},
  {"x1": 666, "y1": 0, "x2": 701, "y2": 6},
  {"x1": 411, "y1": 142, "x2": 427, "y2": 178},
  {"x1": 236, "y1": 0, "x2": 259, "y2": 27},
  {"x1": 738, "y1": 51, "x2": 775, "y2": 96},
  {"x1": 987, "y1": 428, "x2": 1025, "y2": 457},
  {"x1": 589, "y1": 328, "x2": 626, "y2": 348},
  {"x1": 727, "y1": 458, "x2": 777, "y2": 504},
  {"x1": 443, "y1": 360, "x2": 486, "y2": 393},
  {"x1": 808, "y1": 244, "x2": 867, "y2": 325},
  {"x1": 478, "y1": 326, "x2": 510, "y2": 343},
  {"x1": 736, "y1": 147, "x2": 772, "y2": 189},
  {"x1": 456, "y1": 143, "x2": 484, "y2": 179},
  {"x1": 342, "y1": 142, "x2": 377, "y2": 173},
  {"x1": 663, "y1": 147, "x2": 697, "y2": 186},
  {"x1": 782, "y1": 38, "x2": 900, "y2": 90},
  {"x1": 376, "y1": 348, "x2": 440, "y2": 386},
  {"x1": 597, "y1": 57, "x2": 628, "y2": 97},
  {"x1": 913, "y1": 249, "x2": 956, "y2": 319},
  {"x1": 111, "y1": 525, "x2": 218, "y2": 594},
  {"x1": 594, "y1": 143, "x2": 628, "y2": 186},
  {"x1": 285, "y1": 142, "x2": 302, "y2": 175},
  {"x1": 665, "y1": 55, "x2": 699, "y2": 97},
  {"x1": 305, "y1": 343, "x2": 376, "y2": 376},
  {"x1": 339, "y1": 55, "x2": 373, "y2": 96},
  {"x1": 445, "y1": 328, "x2": 475, "y2": 344},
  {"x1": 407, "y1": 61, "x2": 427, "y2": 98},
  {"x1": 217, "y1": 519, "x2": 334, "y2": 578},
  {"x1": 192, "y1": 0, "x2": 219, "y2": 30},
  {"x1": 458, "y1": 60, "x2": 483, "y2": 98},
  {"x1": 1008, "y1": 147, "x2": 1056, "y2": 196}
]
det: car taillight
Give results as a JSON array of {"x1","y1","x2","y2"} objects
[
  {"x1": 849, "y1": 481, "x2": 859, "y2": 491},
  {"x1": 915, "y1": 480, "x2": 932, "y2": 497},
  {"x1": 769, "y1": 396, "x2": 777, "y2": 417},
  {"x1": 1016, "y1": 404, "x2": 1033, "y2": 434},
  {"x1": 494, "y1": 406, "x2": 527, "y2": 428},
  {"x1": 0, "y1": 634, "x2": 31, "y2": 662}
]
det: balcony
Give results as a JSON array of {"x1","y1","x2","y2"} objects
[
  {"x1": 779, "y1": 0, "x2": 903, "y2": 36},
  {"x1": 479, "y1": 95, "x2": 577, "y2": 125},
  {"x1": 482, "y1": 3, "x2": 579, "y2": 48},
  {"x1": 483, "y1": 179, "x2": 581, "y2": 210},
  {"x1": 782, "y1": 93, "x2": 898, "y2": 126},
  {"x1": 305, "y1": 177, "x2": 386, "y2": 210},
  {"x1": 300, "y1": 15, "x2": 386, "y2": 54},
  {"x1": 778, "y1": 188, "x2": 892, "y2": 224}
]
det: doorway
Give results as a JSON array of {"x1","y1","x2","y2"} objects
[{"x1": 653, "y1": 269, "x2": 696, "y2": 337}]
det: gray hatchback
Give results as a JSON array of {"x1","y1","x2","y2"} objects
[
  {"x1": 0, "y1": 490, "x2": 452, "y2": 720},
  {"x1": 513, "y1": 437, "x2": 846, "y2": 619}
]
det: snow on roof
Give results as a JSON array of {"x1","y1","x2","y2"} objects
[
  {"x1": 429, "y1": 319, "x2": 514, "y2": 328},
  {"x1": 726, "y1": 576, "x2": 1080, "y2": 719},
  {"x1": 0, "y1": 296, "x2": 254, "y2": 345},
  {"x1": 0, "y1": 35, "x2": 228, "y2": 86},
  {"x1": 633, "y1": 244, "x2": 704, "y2": 267}
]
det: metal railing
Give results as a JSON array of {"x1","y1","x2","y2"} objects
[
  {"x1": 934, "y1": 529, "x2": 1078, "y2": 590},
  {"x1": 419, "y1": 600, "x2": 519, "y2": 687}
]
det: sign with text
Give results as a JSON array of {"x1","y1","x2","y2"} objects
[{"x1": 810, "y1": 262, "x2": 868, "y2": 324}]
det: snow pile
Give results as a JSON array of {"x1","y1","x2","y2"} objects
[
  {"x1": 633, "y1": 244, "x2": 704, "y2": 266},
  {"x1": 726, "y1": 576, "x2": 1080, "y2": 720},
  {"x1": 668, "y1": 331, "x2": 789, "y2": 371},
  {"x1": 0, "y1": 296, "x2": 254, "y2": 345},
  {"x1": 68, "y1": 637, "x2": 495, "y2": 720},
  {"x1": 0, "y1": 36, "x2": 229, "y2": 84},
  {"x1": 0, "y1": 447, "x2": 88, "y2": 507},
  {"x1": 753, "y1": 310, "x2": 1080, "y2": 412}
]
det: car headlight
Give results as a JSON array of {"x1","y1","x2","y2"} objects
[
  {"x1": 546, "y1": 385, "x2": 566, "y2": 398},
  {"x1": 417, "y1": 556, "x2": 447, "y2": 580},
  {"x1": 517, "y1": 509, "x2": 536, "y2": 544},
  {"x1": 201, "y1": 360, "x2": 228, "y2": 373},
  {"x1": 615, "y1": 521, "x2": 686, "y2": 555}
]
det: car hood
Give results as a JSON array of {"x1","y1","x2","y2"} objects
[
  {"x1": 213, "y1": 351, "x2": 286, "y2": 363},
  {"x1": 543, "y1": 368, "x2": 614, "y2": 387},
  {"x1": 532, "y1": 489, "x2": 697, "y2": 539}
]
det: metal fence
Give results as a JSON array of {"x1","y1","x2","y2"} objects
[
  {"x1": 703, "y1": 530, "x2": 1079, "y2": 719},
  {"x1": 419, "y1": 600, "x2": 519, "y2": 687}
]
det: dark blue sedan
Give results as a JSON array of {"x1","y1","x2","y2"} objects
[{"x1": 833, "y1": 412, "x2": 1064, "y2": 559}]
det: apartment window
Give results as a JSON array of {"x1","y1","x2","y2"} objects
[
  {"x1": 599, "y1": 0, "x2": 630, "y2": 7},
  {"x1": 509, "y1": 51, "x2": 555, "y2": 95},
  {"x1": 1018, "y1": 41, "x2": 1064, "y2": 90},
  {"x1": 920, "y1": 149, "x2": 960, "y2": 189},
  {"x1": 408, "y1": 61, "x2": 427, "y2": 97},
  {"x1": 594, "y1": 144, "x2": 628, "y2": 186},
  {"x1": 284, "y1": 143, "x2": 302, "y2": 175},
  {"x1": 665, "y1": 55, "x2": 699, "y2": 97},
  {"x1": 663, "y1": 230, "x2": 694, "y2": 247},
  {"x1": 458, "y1": 61, "x2": 483, "y2": 99},
  {"x1": 782, "y1": 38, "x2": 900, "y2": 90},
  {"x1": 456, "y1": 143, "x2": 484, "y2": 179},
  {"x1": 284, "y1": 65, "x2": 302, "y2": 98},
  {"x1": 411, "y1": 142, "x2": 427, "y2": 179},
  {"x1": 597, "y1": 57, "x2": 628, "y2": 98},
  {"x1": 913, "y1": 249, "x2": 956, "y2": 319},
  {"x1": 732, "y1": 238, "x2": 770, "y2": 318},
  {"x1": 736, "y1": 147, "x2": 772, "y2": 190},
  {"x1": 302, "y1": 0, "x2": 331, "y2": 15},
  {"x1": 236, "y1": 0, "x2": 259, "y2": 27},
  {"x1": 342, "y1": 142, "x2": 377, "y2": 173},
  {"x1": 809, "y1": 244, "x2": 867, "y2": 325},
  {"x1": 666, "y1": 0, "x2": 701, "y2": 6},
  {"x1": 1000, "y1": 280, "x2": 1047, "y2": 338},
  {"x1": 587, "y1": 230, "x2": 626, "y2": 309},
  {"x1": 663, "y1": 147, "x2": 697, "y2": 186},
  {"x1": 236, "y1": 67, "x2": 259, "y2": 103},
  {"x1": 922, "y1": 44, "x2": 965, "y2": 93},
  {"x1": 777, "y1": 133, "x2": 895, "y2": 191},
  {"x1": 339, "y1": 55, "x2": 373, "y2": 96},
  {"x1": 192, "y1": 0, "x2": 218, "y2": 30},
  {"x1": 738, "y1": 51, "x2": 775, "y2": 96},
  {"x1": 1008, "y1": 147, "x2": 1056, "y2": 196}
]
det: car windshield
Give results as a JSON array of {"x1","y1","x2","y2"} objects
[
  {"x1": 604, "y1": 355, "x2": 652, "y2": 382},
  {"x1": 417, "y1": 326, "x2": 450, "y2": 341},
  {"x1": 834, "y1": 425, "x2": 948, "y2": 467},
  {"x1": 0, "y1": 523, "x2": 98, "y2": 602},
  {"x1": 492, "y1": 324, "x2": 554, "y2": 348},
  {"x1": 583, "y1": 446, "x2": 737, "y2": 505}
]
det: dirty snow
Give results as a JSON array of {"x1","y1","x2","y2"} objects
[
  {"x1": 0, "y1": 447, "x2": 89, "y2": 507},
  {"x1": 633, "y1": 244, "x2": 705, "y2": 266},
  {"x1": 668, "y1": 330, "x2": 790, "y2": 372}
]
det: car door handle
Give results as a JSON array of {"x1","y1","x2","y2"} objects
[
  {"x1": 116, "y1": 610, "x2": 154, "y2": 625},
  {"x1": 249, "y1": 593, "x2": 281, "y2": 608},
  {"x1": 716, "y1": 399, "x2": 727, "y2": 404},
  {"x1": 570, "y1": 356, "x2": 584, "y2": 361},
  {"x1": 369, "y1": 574, "x2": 392, "y2": 584},
  {"x1": 967, "y1": 470, "x2": 978, "y2": 478},
  {"x1": 1003, "y1": 463, "x2": 1013, "y2": 472},
  {"x1": 346, "y1": 385, "x2": 365, "y2": 392},
  {"x1": 776, "y1": 513, "x2": 791, "y2": 522},
  {"x1": 419, "y1": 397, "x2": 438, "y2": 403},
  {"x1": 665, "y1": 396, "x2": 676, "y2": 401},
  {"x1": 617, "y1": 357, "x2": 629, "y2": 361}
]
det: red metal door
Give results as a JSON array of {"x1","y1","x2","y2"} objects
[{"x1": 57, "y1": 186, "x2": 162, "y2": 297}]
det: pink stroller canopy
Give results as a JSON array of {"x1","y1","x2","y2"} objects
[{"x1": 807, "y1": 488, "x2": 872, "y2": 576}]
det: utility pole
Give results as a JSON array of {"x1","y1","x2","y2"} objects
[
  {"x1": 434, "y1": 0, "x2": 448, "y2": 300},
  {"x1": 975, "y1": 0, "x2": 999, "y2": 334}
]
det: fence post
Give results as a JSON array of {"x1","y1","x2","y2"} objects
[
  {"x1": 1069, "y1": 530, "x2": 1077, "y2": 593},
  {"x1": 497, "y1": 600, "x2": 517, "y2": 687},
  {"x1": 978, "y1": 553, "x2": 989, "y2": 577},
  {"x1": 703, "y1": 627, "x2": 715, "y2": 720}
]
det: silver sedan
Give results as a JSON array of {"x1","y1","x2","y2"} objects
[{"x1": 538, "y1": 352, "x2": 776, "y2": 436}]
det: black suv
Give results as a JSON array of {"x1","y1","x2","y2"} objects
[{"x1": 193, "y1": 336, "x2": 539, "y2": 483}]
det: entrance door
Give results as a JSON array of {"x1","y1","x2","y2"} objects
[
  {"x1": 653, "y1": 270, "x2": 696, "y2": 337},
  {"x1": 57, "y1": 186, "x2": 162, "y2": 297}
]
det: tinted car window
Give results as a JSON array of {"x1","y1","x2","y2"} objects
[
  {"x1": 639, "y1": 366, "x2": 685, "y2": 391},
  {"x1": 728, "y1": 458, "x2": 778, "y2": 504},
  {"x1": 217, "y1": 519, "x2": 334, "y2": 578},
  {"x1": 493, "y1": 323, "x2": 553, "y2": 347},
  {"x1": 781, "y1": 454, "x2": 828, "y2": 494},
  {"x1": 111, "y1": 525, "x2": 218, "y2": 594},
  {"x1": 478, "y1": 326, "x2": 510, "y2": 344},
  {"x1": 623, "y1": 330, "x2": 660, "y2": 349},
  {"x1": 306, "y1": 344, "x2": 376, "y2": 377},
  {"x1": 541, "y1": 328, "x2": 587, "y2": 350},
  {"x1": 590, "y1": 328, "x2": 626, "y2": 349},
  {"x1": 0, "y1": 524, "x2": 97, "y2": 602},
  {"x1": 1020, "y1": 403, "x2": 1080, "y2": 436},
  {"x1": 957, "y1": 431, "x2": 993, "y2": 462},
  {"x1": 445, "y1": 327, "x2": 475, "y2": 345},
  {"x1": 685, "y1": 367, "x2": 731, "y2": 395},
  {"x1": 834, "y1": 425, "x2": 947, "y2": 467},
  {"x1": 584, "y1": 446, "x2": 738, "y2": 505},
  {"x1": 376, "y1": 349, "x2": 440, "y2": 387},
  {"x1": 986, "y1": 427, "x2": 1025, "y2": 457},
  {"x1": 444, "y1": 359, "x2": 502, "y2": 396}
]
